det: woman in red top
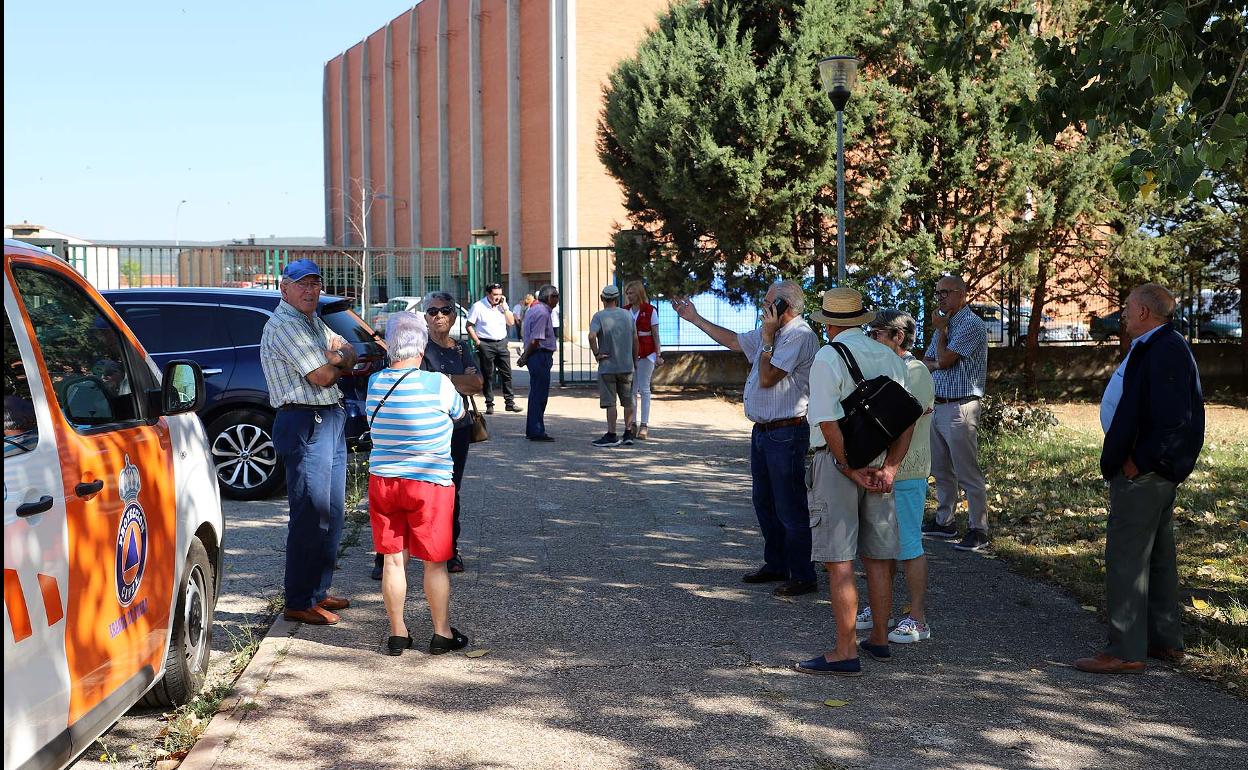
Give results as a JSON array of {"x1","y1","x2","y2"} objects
[{"x1": 623, "y1": 280, "x2": 664, "y2": 439}]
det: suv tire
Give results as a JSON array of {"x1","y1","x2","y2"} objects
[
  {"x1": 207, "y1": 408, "x2": 284, "y2": 500},
  {"x1": 141, "y1": 538, "x2": 214, "y2": 707}
]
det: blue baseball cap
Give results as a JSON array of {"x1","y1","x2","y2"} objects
[{"x1": 282, "y1": 259, "x2": 322, "y2": 282}]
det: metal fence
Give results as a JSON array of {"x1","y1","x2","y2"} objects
[{"x1": 62, "y1": 244, "x2": 508, "y2": 317}]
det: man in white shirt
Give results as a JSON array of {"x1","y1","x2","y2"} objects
[
  {"x1": 795, "y1": 288, "x2": 913, "y2": 677},
  {"x1": 466, "y1": 283, "x2": 521, "y2": 415}
]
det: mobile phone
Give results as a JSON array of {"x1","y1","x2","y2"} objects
[{"x1": 773, "y1": 297, "x2": 790, "y2": 316}]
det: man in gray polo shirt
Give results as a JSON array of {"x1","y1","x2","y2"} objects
[
  {"x1": 588, "y1": 284, "x2": 638, "y2": 447},
  {"x1": 921, "y1": 274, "x2": 990, "y2": 552},
  {"x1": 674, "y1": 280, "x2": 819, "y2": 597}
]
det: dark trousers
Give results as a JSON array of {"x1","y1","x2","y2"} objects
[
  {"x1": 1105, "y1": 472, "x2": 1183, "y2": 662},
  {"x1": 476, "y1": 338, "x2": 515, "y2": 406},
  {"x1": 450, "y1": 424, "x2": 470, "y2": 554},
  {"x1": 525, "y1": 348, "x2": 553, "y2": 438},
  {"x1": 750, "y1": 422, "x2": 816, "y2": 583},
  {"x1": 273, "y1": 405, "x2": 346, "y2": 611}
]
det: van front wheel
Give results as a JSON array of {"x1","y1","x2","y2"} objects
[{"x1": 142, "y1": 538, "x2": 215, "y2": 707}]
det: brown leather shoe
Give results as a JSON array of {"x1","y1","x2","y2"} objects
[
  {"x1": 284, "y1": 606, "x2": 340, "y2": 625},
  {"x1": 1074, "y1": 653, "x2": 1145, "y2": 674},
  {"x1": 1148, "y1": 646, "x2": 1186, "y2": 664},
  {"x1": 318, "y1": 595, "x2": 350, "y2": 611}
]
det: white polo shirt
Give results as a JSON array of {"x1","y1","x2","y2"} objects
[{"x1": 467, "y1": 297, "x2": 508, "y2": 341}]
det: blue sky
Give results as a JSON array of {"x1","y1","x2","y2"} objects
[{"x1": 4, "y1": 1, "x2": 411, "y2": 242}]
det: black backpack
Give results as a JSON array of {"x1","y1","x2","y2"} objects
[{"x1": 831, "y1": 342, "x2": 923, "y2": 469}]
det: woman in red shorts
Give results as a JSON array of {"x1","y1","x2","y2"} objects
[{"x1": 367, "y1": 311, "x2": 471, "y2": 656}]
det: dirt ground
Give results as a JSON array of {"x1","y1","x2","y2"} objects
[{"x1": 1051, "y1": 402, "x2": 1248, "y2": 441}]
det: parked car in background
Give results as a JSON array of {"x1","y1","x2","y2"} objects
[
  {"x1": 101, "y1": 288, "x2": 386, "y2": 500},
  {"x1": 374, "y1": 295, "x2": 470, "y2": 340},
  {"x1": 1091, "y1": 303, "x2": 1241, "y2": 342},
  {"x1": 363, "y1": 301, "x2": 386, "y2": 327},
  {"x1": 972, "y1": 302, "x2": 1089, "y2": 344}
]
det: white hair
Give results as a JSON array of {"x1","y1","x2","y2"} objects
[
  {"x1": 773, "y1": 280, "x2": 805, "y2": 311},
  {"x1": 386, "y1": 310, "x2": 428, "y2": 363},
  {"x1": 423, "y1": 289, "x2": 457, "y2": 307}
]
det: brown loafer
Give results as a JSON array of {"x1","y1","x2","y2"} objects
[
  {"x1": 318, "y1": 595, "x2": 350, "y2": 611},
  {"x1": 1148, "y1": 646, "x2": 1186, "y2": 664},
  {"x1": 284, "y1": 606, "x2": 340, "y2": 625},
  {"x1": 1073, "y1": 653, "x2": 1145, "y2": 674}
]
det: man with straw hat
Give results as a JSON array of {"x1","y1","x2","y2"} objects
[
  {"x1": 795, "y1": 287, "x2": 914, "y2": 676},
  {"x1": 673, "y1": 281, "x2": 820, "y2": 598}
]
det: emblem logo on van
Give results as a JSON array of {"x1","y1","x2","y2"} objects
[{"x1": 115, "y1": 456, "x2": 148, "y2": 607}]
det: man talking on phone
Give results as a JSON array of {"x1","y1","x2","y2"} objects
[
  {"x1": 467, "y1": 283, "x2": 521, "y2": 415},
  {"x1": 673, "y1": 281, "x2": 820, "y2": 597},
  {"x1": 921, "y1": 275, "x2": 990, "y2": 551}
]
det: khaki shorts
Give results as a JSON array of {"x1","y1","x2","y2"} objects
[
  {"x1": 807, "y1": 450, "x2": 899, "y2": 563},
  {"x1": 598, "y1": 372, "x2": 633, "y2": 408}
]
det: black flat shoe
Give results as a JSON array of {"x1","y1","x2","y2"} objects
[
  {"x1": 387, "y1": 634, "x2": 414, "y2": 656},
  {"x1": 429, "y1": 627, "x2": 469, "y2": 655}
]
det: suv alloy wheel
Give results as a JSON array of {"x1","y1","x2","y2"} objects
[{"x1": 207, "y1": 408, "x2": 283, "y2": 500}]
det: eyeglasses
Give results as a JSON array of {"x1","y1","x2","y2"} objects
[
  {"x1": 290, "y1": 279, "x2": 323, "y2": 290},
  {"x1": 934, "y1": 289, "x2": 957, "y2": 299},
  {"x1": 865, "y1": 328, "x2": 893, "y2": 339},
  {"x1": 425, "y1": 306, "x2": 456, "y2": 317}
]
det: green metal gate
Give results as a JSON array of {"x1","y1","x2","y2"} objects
[
  {"x1": 466, "y1": 244, "x2": 503, "y2": 303},
  {"x1": 556, "y1": 246, "x2": 616, "y2": 385}
]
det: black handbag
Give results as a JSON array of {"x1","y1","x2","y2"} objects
[{"x1": 831, "y1": 342, "x2": 923, "y2": 469}]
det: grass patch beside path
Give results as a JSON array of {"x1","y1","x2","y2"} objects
[{"x1": 982, "y1": 404, "x2": 1248, "y2": 692}]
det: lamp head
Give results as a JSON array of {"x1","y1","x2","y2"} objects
[{"x1": 818, "y1": 55, "x2": 858, "y2": 111}]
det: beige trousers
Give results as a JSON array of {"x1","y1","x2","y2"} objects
[{"x1": 930, "y1": 398, "x2": 989, "y2": 532}]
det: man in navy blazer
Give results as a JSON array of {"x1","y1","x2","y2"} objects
[{"x1": 1075, "y1": 283, "x2": 1204, "y2": 675}]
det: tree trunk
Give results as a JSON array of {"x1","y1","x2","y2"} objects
[
  {"x1": 1023, "y1": 259, "x2": 1048, "y2": 400},
  {"x1": 1240, "y1": 210, "x2": 1247, "y2": 393}
]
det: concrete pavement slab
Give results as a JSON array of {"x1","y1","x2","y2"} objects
[{"x1": 183, "y1": 390, "x2": 1247, "y2": 770}]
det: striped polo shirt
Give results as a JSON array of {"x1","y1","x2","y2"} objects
[{"x1": 366, "y1": 367, "x2": 465, "y2": 485}]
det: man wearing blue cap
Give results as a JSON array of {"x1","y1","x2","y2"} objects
[{"x1": 261, "y1": 259, "x2": 359, "y2": 625}]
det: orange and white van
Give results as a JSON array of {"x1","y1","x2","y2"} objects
[{"x1": 4, "y1": 239, "x2": 224, "y2": 770}]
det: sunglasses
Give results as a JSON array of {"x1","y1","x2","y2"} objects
[{"x1": 425, "y1": 306, "x2": 456, "y2": 317}]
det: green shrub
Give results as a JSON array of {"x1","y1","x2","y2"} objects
[{"x1": 979, "y1": 396, "x2": 1058, "y2": 441}]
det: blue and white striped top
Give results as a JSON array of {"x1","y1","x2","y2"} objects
[{"x1": 366, "y1": 367, "x2": 465, "y2": 485}]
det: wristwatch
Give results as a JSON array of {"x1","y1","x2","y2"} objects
[{"x1": 761, "y1": 344, "x2": 775, "y2": 354}]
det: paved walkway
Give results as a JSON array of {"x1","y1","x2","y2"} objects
[{"x1": 185, "y1": 391, "x2": 1246, "y2": 770}]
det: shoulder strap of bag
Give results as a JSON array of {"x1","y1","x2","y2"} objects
[
  {"x1": 369, "y1": 368, "x2": 418, "y2": 428},
  {"x1": 830, "y1": 342, "x2": 866, "y2": 385}
]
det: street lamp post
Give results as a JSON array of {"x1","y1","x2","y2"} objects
[
  {"x1": 174, "y1": 199, "x2": 188, "y2": 248},
  {"x1": 818, "y1": 56, "x2": 858, "y2": 286}
]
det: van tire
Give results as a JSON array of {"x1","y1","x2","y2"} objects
[
  {"x1": 208, "y1": 408, "x2": 284, "y2": 500},
  {"x1": 142, "y1": 539, "x2": 215, "y2": 707}
]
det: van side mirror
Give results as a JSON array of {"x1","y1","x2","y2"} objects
[{"x1": 162, "y1": 360, "x2": 204, "y2": 415}]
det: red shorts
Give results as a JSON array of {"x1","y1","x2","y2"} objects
[{"x1": 368, "y1": 475, "x2": 455, "y2": 562}]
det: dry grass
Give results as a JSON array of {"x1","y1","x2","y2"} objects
[{"x1": 982, "y1": 403, "x2": 1248, "y2": 693}]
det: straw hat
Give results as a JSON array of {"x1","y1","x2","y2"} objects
[{"x1": 809, "y1": 287, "x2": 877, "y2": 327}]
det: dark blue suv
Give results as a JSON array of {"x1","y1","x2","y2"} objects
[{"x1": 101, "y1": 288, "x2": 386, "y2": 500}]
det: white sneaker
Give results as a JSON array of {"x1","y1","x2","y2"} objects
[
  {"x1": 854, "y1": 606, "x2": 896, "y2": 631},
  {"x1": 888, "y1": 616, "x2": 931, "y2": 644}
]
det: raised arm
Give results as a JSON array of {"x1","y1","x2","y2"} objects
[{"x1": 672, "y1": 296, "x2": 742, "y2": 351}]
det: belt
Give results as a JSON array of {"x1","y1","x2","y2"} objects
[
  {"x1": 754, "y1": 416, "x2": 805, "y2": 430},
  {"x1": 479, "y1": 337, "x2": 506, "y2": 343},
  {"x1": 279, "y1": 402, "x2": 341, "y2": 411},
  {"x1": 935, "y1": 396, "x2": 979, "y2": 404}
]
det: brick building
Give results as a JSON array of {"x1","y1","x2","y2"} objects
[{"x1": 323, "y1": 0, "x2": 669, "y2": 298}]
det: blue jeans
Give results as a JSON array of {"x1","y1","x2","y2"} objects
[
  {"x1": 526, "y1": 349, "x2": 553, "y2": 438},
  {"x1": 273, "y1": 405, "x2": 346, "y2": 611},
  {"x1": 750, "y1": 422, "x2": 815, "y2": 583}
]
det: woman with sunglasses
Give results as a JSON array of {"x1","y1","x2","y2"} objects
[{"x1": 420, "y1": 291, "x2": 483, "y2": 574}]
